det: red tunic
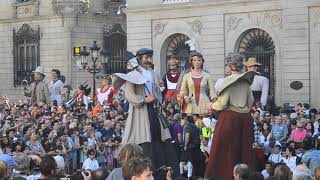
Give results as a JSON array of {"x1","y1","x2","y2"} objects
[{"x1": 205, "y1": 111, "x2": 254, "y2": 180}]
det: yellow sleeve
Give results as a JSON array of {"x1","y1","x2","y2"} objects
[
  {"x1": 211, "y1": 88, "x2": 230, "y2": 111},
  {"x1": 180, "y1": 74, "x2": 189, "y2": 98},
  {"x1": 207, "y1": 75, "x2": 217, "y2": 99}
]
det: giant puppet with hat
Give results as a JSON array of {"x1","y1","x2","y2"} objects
[
  {"x1": 243, "y1": 57, "x2": 269, "y2": 109},
  {"x1": 23, "y1": 66, "x2": 51, "y2": 105},
  {"x1": 111, "y1": 48, "x2": 178, "y2": 172}
]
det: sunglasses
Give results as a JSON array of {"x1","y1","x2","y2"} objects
[{"x1": 89, "y1": 153, "x2": 95, "y2": 156}]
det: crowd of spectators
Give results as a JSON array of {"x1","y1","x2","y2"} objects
[{"x1": 0, "y1": 92, "x2": 320, "y2": 180}]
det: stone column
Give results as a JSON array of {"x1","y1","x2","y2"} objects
[{"x1": 51, "y1": 0, "x2": 89, "y2": 85}]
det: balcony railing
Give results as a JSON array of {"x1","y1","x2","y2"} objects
[{"x1": 163, "y1": 0, "x2": 191, "y2": 4}]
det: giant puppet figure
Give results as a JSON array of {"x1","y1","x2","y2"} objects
[
  {"x1": 24, "y1": 66, "x2": 51, "y2": 105},
  {"x1": 113, "y1": 49, "x2": 178, "y2": 170},
  {"x1": 205, "y1": 53, "x2": 256, "y2": 180},
  {"x1": 49, "y1": 69, "x2": 64, "y2": 105},
  {"x1": 162, "y1": 56, "x2": 180, "y2": 103},
  {"x1": 243, "y1": 57, "x2": 269, "y2": 110},
  {"x1": 179, "y1": 52, "x2": 216, "y2": 115},
  {"x1": 95, "y1": 73, "x2": 116, "y2": 107}
]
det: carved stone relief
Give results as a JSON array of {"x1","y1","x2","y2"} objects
[
  {"x1": 12, "y1": 0, "x2": 39, "y2": 18},
  {"x1": 225, "y1": 10, "x2": 283, "y2": 33},
  {"x1": 52, "y1": 0, "x2": 89, "y2": 15},
  {"x1": 311, "y1": 9, "x2": 320, "y2": 29},
  {"x1": 190, "y1": 19, "x2": 202, "y2": 33},
  {"x1": 226, "y1": 16, "x2": 242, "y2": 32},
  {"x1": 154, "y1": 22, "x2": 167, "y2": 37}
]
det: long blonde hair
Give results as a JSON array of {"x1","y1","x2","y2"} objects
[{"x1": 0, "y1": 161, "x2": 9, "y2": 179}]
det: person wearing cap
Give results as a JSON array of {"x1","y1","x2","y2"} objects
[
  {"x1": 49, "y1": 69, "x2": 64, "y2": 106},
  {"x1": 24, "y1": 66, "x2": 51, "y2": 105},
  {"x1": 162, "y1": 55, "x2": 180, "y2": 103},
  {"x1": 205, "y1": 53, "x2": 256, "y2": 180},
  {"x1": 179, "y1": 51, "x2": 216, "y2": 115},
  {"x1": 243, "y1": 57, "x2": 269, "y2": 109},
  {"x1": 120, "y1": 48, "x2": 177, "y2": 170}
]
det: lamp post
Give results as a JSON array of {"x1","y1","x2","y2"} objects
[{"x1": 80, "y1": 41, "x2": 111, "y2": 104}]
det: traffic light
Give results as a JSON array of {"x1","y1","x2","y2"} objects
[{"x1": 73, "y1": 47, "x2": 81, "y2": 56}]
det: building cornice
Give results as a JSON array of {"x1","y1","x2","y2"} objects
[
  {"x1": 127, "y1": 0, "x2": 279, "y2": 14},
  {"x1": 0, "y1": 15, "x2": 62, "y2": 24}
]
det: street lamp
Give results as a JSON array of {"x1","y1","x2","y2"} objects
[{"x1": 80, "y1": 41, "x2": 111, "y2": 104}]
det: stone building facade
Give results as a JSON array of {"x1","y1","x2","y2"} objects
[
  {"x1": 126, "y1": 0, "x2": 320, "y2": 107},
  {"x1": 0, "y1": 0, "x2": 126, "y2": 101}
]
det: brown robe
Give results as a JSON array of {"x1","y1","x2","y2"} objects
[{"x1": 24, "y1": 81, "x2": 51, "y2": 105}]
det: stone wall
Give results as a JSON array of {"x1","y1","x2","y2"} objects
[
  {"x1": 126, "y1": 0, "x2": 320, "y2": 106},
  {"x1": 0, "y1": 0, "x2": 126, "y2": 101},
  {"x1": 0, "y1": 17, "x2": 65, "y2": 100}
]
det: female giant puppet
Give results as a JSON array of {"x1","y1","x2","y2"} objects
[
  {"x1": 180, "y1": 51, "x2": 216, "y2": 115},
  {"x1": 205, "y1": 53, "x2": 256, "y2": 180}
]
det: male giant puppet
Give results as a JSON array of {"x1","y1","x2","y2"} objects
[
  {"x1": 162, "y1": 56, "x2": 180, "y2": 103},
  {"x1": 114, "y1": 48, "x2": 178, "y2": 171}
]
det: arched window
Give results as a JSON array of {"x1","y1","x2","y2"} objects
[
  {"x1": 13, "y1": 24, "x2": 40, "y2": 86},
  {"x1": 166, "y1": 33, "x2": 190, "y2": 72}
]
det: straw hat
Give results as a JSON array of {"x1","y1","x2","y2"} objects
[
  {"x1": 32, "y1": 66, "x2": 45, "y2": 76},
  {"x1": 243, "y1": 57, "x2": 261, "y2": 67}
]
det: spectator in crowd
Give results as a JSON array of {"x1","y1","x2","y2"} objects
[
  {"x1": 315, "y1": 167, "x2": 320, "y2": 180},
  {"x1": 0, "y1": 161, "x2": 9, "y2": 180},
  {"x1": 290, "y1": 121, "x2": 309, "y2": 143},
  {"x1": 270, "y1": 116, "x2": 288, "y2": 144},
  {"x1": 261, "y1": 161, "x2": 274, "y2": 179},
  {"x1": 122, "y1": 157, "x2": 155, "y2": 180},
  {"x1": 82, "y1": 149, "x2": 99, "y2": 171},
  {"x1": 233, "y1": 164, "x2": 250, "y2": 180},
  {"x1": 181, "y1": 115, "x2": 202, "y2": 178},
  {"x1": 25, "y1": 131, "x2": 45, "y2": 156},
  {"x1": 264, "y1": 137, "x2": 281, "y2": 157},
  {"x1": 281, "y1": 147, "x2": 297, "y2": 172},
  {"x1": 92, "y1": 167, "x2": 110, "y2": 180},
  {"x1": 259, "y1": 121, "x2": 271, "y2": 146},
  {"x1": 39, "y1": 156, "x2": 57, "y2": 180},
  {"x1": 107, "y1": 143, "x2": 144, "y2": 180},
  {"x1": 305, "y1": 122, "x2": 314, "y2": 137},
  {"x1": 169, "y1": 113, "x2": 183, "y2": 160},
  {"x1": 268, "y1": 145, "x2": 283, "y2": 164},
  {"x1": 274, "y1": 164, "x2": 292, "y2": 180},
  {"x1": 249, "y1": 171, "x2": 264, "y2": 180}
]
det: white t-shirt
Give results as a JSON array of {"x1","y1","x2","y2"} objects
[
  {"x1": 268, "y1": 153, "x2": 283, "y2": 164},
  {"x1": 281, "y1": 156, "x2": 297, "y2": 172},
  {"x1": 261, "y1": 169, "x2": 269, "y2": 179},
  {"x1": 82, "y1": 158, "x2": 99, "y2": 171}
]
